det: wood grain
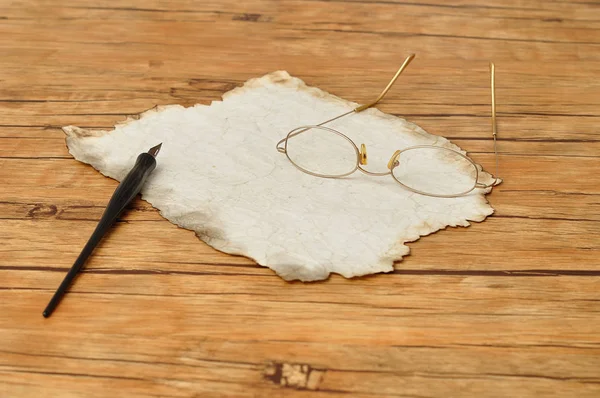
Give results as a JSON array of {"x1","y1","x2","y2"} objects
[{"x1": 1, "y1": 0, "x2": 599, "y2": 397}]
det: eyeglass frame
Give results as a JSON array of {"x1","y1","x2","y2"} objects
[{"x1": 275, "y1": 54, "x2": 501, "y2": 198}]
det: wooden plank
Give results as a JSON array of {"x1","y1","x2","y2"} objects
[
  {"x1": 1, "y1": 276, "x2": 600, "y2": 396},
  {"x1": 3, "y1": 216, "x2": 598, "y2": 271}
]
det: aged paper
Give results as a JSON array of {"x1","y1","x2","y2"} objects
[{"x1": 63, "y1": 71, "x2": 496, "y2": 281}]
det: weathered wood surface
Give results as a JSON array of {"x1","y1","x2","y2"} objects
[{"x1": 1, "y1": 1, "x2": 599, "y2": 397}]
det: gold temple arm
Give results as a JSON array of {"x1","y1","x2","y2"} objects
[
  {"x1": 476, "y1": 61, "x2": 501, "y2": 188},
  {"x1": 354, "y1": 54, "x2": 415, "y2": 113},
  {"x1": 490, "y1": 61, "x2": 500, "y2": 184},
  {"x1": 490, "y1": 62, "x2": 497, "y2": 139},
  {"x1": 277, "y1": 54, "x2": 415, "y2": 153}
]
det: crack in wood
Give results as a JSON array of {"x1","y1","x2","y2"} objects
[
  {"x1": 264, "y1": 361, "x2": 325, "y2": 390},
  {"x1": 232, "y1": 13, "x2": 272, "y2": 22}
]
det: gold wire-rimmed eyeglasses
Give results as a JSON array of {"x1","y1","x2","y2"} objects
[{"x1": 275, "y1": 54, "x2": 501, "y2": 198}]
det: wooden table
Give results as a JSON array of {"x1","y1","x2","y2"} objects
[{"x1": 2, "y1": 1, "x2": 599, "y2": 397}]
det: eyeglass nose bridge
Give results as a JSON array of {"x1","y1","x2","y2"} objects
[{"x1": 387, "y1": 150, "x2": 401, "y2": 170}]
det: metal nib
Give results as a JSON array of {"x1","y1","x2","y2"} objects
[{"x1": 147, "y1": 143, "x2": 162, "y2": 157}]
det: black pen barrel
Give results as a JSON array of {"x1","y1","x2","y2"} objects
[{"x1": 43, "y1": 152, "x2": 158, "y2": 318}]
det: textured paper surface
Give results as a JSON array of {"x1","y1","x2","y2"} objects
[{"x1": 63, "y1": 71, "x2": 496, "y2": 281}]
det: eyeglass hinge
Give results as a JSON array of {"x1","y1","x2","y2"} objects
[{"x1": 276, "y1": 140, "x2": 287, "y2": 153}]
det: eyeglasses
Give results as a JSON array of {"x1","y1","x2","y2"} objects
[{"x1": 276, "y1": 54, "x2": 501, "y2": 198}]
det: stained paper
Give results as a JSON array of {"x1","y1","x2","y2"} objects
[{"x1": 63, "y1": 71, "x2": 497, "y2": 281}]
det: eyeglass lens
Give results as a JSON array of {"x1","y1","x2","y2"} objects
[
  {"x1": 286, "y1": 127, "x2": 358, "y2": 177},
  {"x1": 391, "y1": 147, "x2": 477, "y2": 196}
]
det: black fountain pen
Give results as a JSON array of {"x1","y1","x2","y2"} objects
[{"x1": 43, "y1": 143, "x2": 163, "y2": 318}]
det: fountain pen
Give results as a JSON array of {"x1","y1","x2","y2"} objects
[{"x1": 43, "y1": 143, "x2": 162, "y2": 318}]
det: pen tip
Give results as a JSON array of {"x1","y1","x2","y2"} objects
[
  {"x1": 43, "y1": 310, "x2": 50, "y2": 318},
  {"x1": 148, "y1": 143, "x2": 162, "y2": 157}
]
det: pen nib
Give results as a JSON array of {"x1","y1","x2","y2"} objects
[{"x1": 147, "y1": 143, "x2": 162, "y2": 157}]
